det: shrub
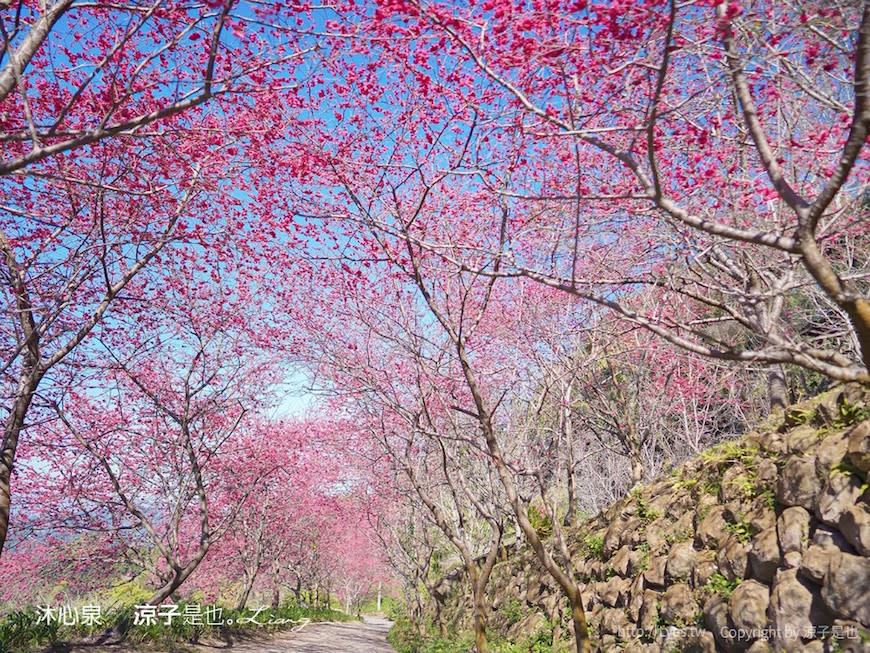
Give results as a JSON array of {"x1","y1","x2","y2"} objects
[
  {"x1": 0, "y1": 610, "x2": 59, "y2": 653},
  {"x1": 527, "y1": 505, "x2": 553, "y2": 538},
  {"x1": 581, "y1": 533, "x2": 604, "y2": 560}
]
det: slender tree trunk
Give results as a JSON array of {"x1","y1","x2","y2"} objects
[
  {"x1": 798, "y1": 232, "x2": 870, "y2": 378},
  {"x1": 236, "y1": 574, "x2": 256, "y2": 611},
  {"x1": 472, "y1": 579, "x2": 489, "y2": 653},
  {"x1": 0, "y1": 371, "x2": 40, "y2": 559},
  {"x1": 629, "y1": 454, "x2": 644, "y2": 488},
  {"x1": 459, "y1": 377, "x2": 591, "y2": 651},
  {"x1": 434, "y1": 597, "x2": 446, "y2": 637},
  {"x1": 464, "y1": 529, "x2": 501, "y2": 653},
  {"x1": 569, "y1": 588, "x2": 591, "y2": 653},
  {"x1": 562, "y1": 382, "x2": 577, "y2": 527},
  {"x1": 146, "y1": 550, "x2": 207, "y2": 605},
  {"x1": 148, "y1": 573, "x2": 186, "y2": 606},
  {"x1": 407, "y1": 262, "x2": 592, "y2": 651},
  {"x1": 271, "y1": 564, "x2": 282, "y2": 609},
  {"x1": 414, "y1": 588, "x2": 425, "y2": 636},
  {"x1": 564, "y1": 458, "x2": 577, "y2": 527},
  {"x1": 768, "y1": 365, "x2": 788, "y2": 413},
  {"x1": 477, "y1": 411, "x2": 591, "y2": 653}
]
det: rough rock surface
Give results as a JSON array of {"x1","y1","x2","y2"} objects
[{"x1": 432, "y1": 387, "x2": 870, "y2": 652}]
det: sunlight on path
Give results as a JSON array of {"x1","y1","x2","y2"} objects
[{"x1": 197, "y1": 617, "x2": 395, "y2": 653}]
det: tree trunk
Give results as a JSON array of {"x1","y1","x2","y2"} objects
[
  {"x1": 472, "y1": 580, "x2": 489, "y2": 653},
  {"x1": 562, "y1": 382, "x2": 577, "y2": 527},
  {"x1": 148, "y1": 574, "x2": 185, "y2": 606},
  {"x1": 413, "y1": 588, "x2": 425, "y2": 636},
  {"x1": 768, "y1": 365, "x2": 788, "y2": 413},
  {"x1": 236, "y1": 574, "x2": 256, "y2": 611},
  {"x1": 465, "y1": 530, "x2": 501, "y2": 653},
  {"x1": 271, "y1": 564, "x2": 282, "y2": 609},
  {"x1": 570, "y1": 589, "x2": 591, "y2": 653},
  {"x1": 564, "y1": 455, "x2": 577, "y2": 527},
  {"x1": 434, "y1": 597, "x2": 446, "y2": 637},
  {"x1": 629, "y1": 454, "x2": 644, "y2": 488},
  {"x1": 146, "y1": 553, "x2": 206, "y2": 605},
  {"x1": 797, "y1": 232, "x2": 870, "y2": 380},
  {"x1": 474, "y1": 407, "x2": 592, "y2": 653},
  {"x1": 0, "y1": 371, "x2": 40, "y2": 560}
]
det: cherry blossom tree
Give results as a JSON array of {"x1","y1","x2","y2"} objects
[
  {"x1": 297, "y1": 265, "x2": 510, "y2": 652},
  {"x1": 0, "y1": 0, "x2": 341, "y2": 558},
  {"x1": 11, "y1": 240, "x2": 290, "y2": 602},
  {"x1": 368, "y1": 496, "x2": 449, "y2": 636},
  {"x1": 308, "y1": 0, "x2": 870, "y2": 397}
]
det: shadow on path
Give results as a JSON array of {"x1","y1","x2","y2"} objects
[
  {"x1": 66, "y1": 617, "x2": 396, "y2": 653},
  {"x1": 196, "y1": 617, "x2": 395, "y2": 653}
]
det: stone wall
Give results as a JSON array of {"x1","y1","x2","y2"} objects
[{"x1": 438, "y1": 386, "x2": 870, "y2": 652}]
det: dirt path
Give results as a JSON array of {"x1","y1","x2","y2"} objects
[
  {"x1": 220, "y1": 617, "x2": 395, "y2": 653},
  {"x1": 67, "y1": 617, "x2": 396, "y2": 653},
  {"x1": 194, "y1": 617, "x2": 395, "y2": 653}
]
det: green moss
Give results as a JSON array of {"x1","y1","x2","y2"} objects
[
  {"x1": 673, "y1": 476, "x2": 699, "y2": 492},
  {"x1": 664, "y1": 527, "x2": 693, "y2": 545},
  {"x1": 105, "y1": 579, "x2": 153, "y2": 606},
  {"x1": 784, "y1": 406, "x2": 816, "y2": 427},
  {"x1": 720, "y1": 472, "x2": 760, "y2": 501}
]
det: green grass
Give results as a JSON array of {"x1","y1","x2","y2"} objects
[
  {"x1": 359, "y1": 594, "x2": 399, "y2": 615},
  {"x1": 580, "y1": 532, "x2": 605, "y2": 560},
  {"x1": 725, "y1": 519, "x2": 753, "y2": 543},
  {"x1": 498, "y1": 597, "x2": 525, "y2": 627},
  {"x1": 636, "y1": 542, "x2": 650, "y2": 572},
  {"x1": 528, "y1": 505, "x2": 553, "y2": 539},
  {"x1": 388, "y1": 614, "x2": 565, "y2": 653},
  {"x1": 833, "y1": 397, "x2": 869, "y2": 428},
  {"x1": 761, "y1": 488, "x2": 776, "y2": 510},
  {"x1": 632, "y1": 490, "x2": 662, "y2": 523},
  {"x1": 0, "y1": 610, "x2": 60, "y2": 653},
  {"x1": 704, "y1": 572, "x2": 741, "y2": 599},
  {"x1": 0, "y1": 602, "x2": 355, "y2": 652},
  {"x1": 699, "y1": 440, "x2": 760, "y2": 468}
]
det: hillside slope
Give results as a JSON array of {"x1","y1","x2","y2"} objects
[{"x1": 434, "y1": 385, "x2": 870, "y2": 652}]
